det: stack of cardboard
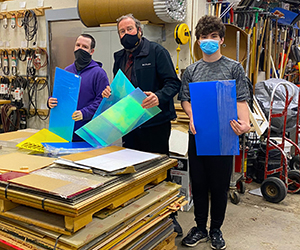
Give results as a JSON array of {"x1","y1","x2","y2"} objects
[
  {"x1": 169, "y1": 103, "x2": 193, "y2": 212},
  {"x1": 0, "y1": 144, "x2": 184, "y2": 249}
]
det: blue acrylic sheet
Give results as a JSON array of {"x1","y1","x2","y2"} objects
[
  {"x1": 76, "y1": 87, "x2": 161, "y2": 147},
  {"x1": 189, "y1": 80, "x2": 239, "y2": 156},
  {"x1": 93, "y1": 69, "x2": 135, "y2": 119},
  {"x1": 48, "y1": 67, "x2": 81, "y2": 141}
]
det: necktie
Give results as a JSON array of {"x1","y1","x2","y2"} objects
[{"x1": 125, "y1": 53, "x2": 133, "y2": 81}]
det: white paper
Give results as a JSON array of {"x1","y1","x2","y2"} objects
[
  {"x1": 169, "y1": 129, "x2": 188, "y2": 156},
  {"x1": 1, "y1": 3, "x2": 7, "y2": 11},
  {"x1": 19, "y1": 1, "x2": 26, "y2": 8},
  {"x1": 37, "y1": 0, "x2": 44, "y2": 7},
  {"x1": 249, "y1": 188, "x2": 262, "y2": 197},
  {"x1": 76, "y1": 148, "x2": 160, "y2": 172},
  {"x1": 21, "y1": 41, "x2": 27, "y2": 48}
]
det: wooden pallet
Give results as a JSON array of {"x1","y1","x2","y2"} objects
[
  {"x1": 0, "y1": 159, "x2": 177, "y2": 234},
  {"x1": 0, "y1": 183, "x2": 183, "y2": 250},
  {"x1": 153, "y1": 232, "x2": 178, "y2": 250}
]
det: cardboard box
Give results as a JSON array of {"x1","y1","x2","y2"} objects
[{"x1": 170, "y1": 155, "x2": 193, "y2": 211}]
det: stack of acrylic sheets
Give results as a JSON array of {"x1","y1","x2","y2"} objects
[{"x1": 0, "y1": 146, "x2": 183, "y2": 249}]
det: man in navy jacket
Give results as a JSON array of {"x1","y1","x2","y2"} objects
[
  {"x1": 102, "y1": 14, "x2": 181, "y2": 155},
  {"x1": 102, "y1": 14, "x2": 182, "y2": 236},
  {"x1": 48, "y1": 34, "x2": 109, "y2": 141}
]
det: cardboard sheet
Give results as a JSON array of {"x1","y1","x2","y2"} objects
[
  {"x1": 76, "y1": 88, "x2": 161, "y2": 147},
  {"x1": 0, "y1": 152, "x2": 54, "y2": 173},
  {"x1": 49, "y1": 67, "x2": 81, "y2": 141},
  {"x1": 189, "y1": 80, "x2": 239, "y2": 155}
]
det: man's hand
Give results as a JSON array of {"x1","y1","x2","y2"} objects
[
  {"x1": 141, "y1": 91, "x2": 159, "y2": 109},
  {"x1": 102, "y1": 85, "x2": 111, "y2": 98},
  {"x1": 72, "y1": 110, "x2": 83, "y2": 121},
  {"x1": 48, "y1": 97, "x2": 58, "y2": 109},
  {"x1": 230, "y1": 119, "x2": 250, "y2": 135}
]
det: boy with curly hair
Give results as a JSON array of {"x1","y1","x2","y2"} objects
[{"x1": 178, "y1": 15, "x2": 250, "y2": 249}]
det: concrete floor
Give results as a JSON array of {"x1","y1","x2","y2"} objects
[{"x1": 175, "y1": 181, "x2": 300, "y2": 250}]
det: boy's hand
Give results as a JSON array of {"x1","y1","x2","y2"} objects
[{"x1": 230, "y1": 119, "x2": 250, "y2": 135}]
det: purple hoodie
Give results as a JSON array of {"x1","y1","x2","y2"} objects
[{"x1": 65, "y1": 60, "x2": 109, "y2": 141}]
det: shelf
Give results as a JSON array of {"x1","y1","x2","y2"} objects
[{"x1": 0, "y1": 6, "x2": 51, "y2": 19}]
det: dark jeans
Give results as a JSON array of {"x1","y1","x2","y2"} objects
[
  {"x1": 122, "y1": 121, "x2": 171, "y2": 155},
  {"x1": 188, "y1": 134, "x2": 233, "y2": 231}
]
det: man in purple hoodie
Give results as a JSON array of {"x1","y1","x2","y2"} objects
[{"x1": 48, "y1": 34, "x2": 109, "y2": 141}]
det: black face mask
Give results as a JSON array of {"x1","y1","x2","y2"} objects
[
  {"x1": 121, "y1": 33, "x2": 140, "y2": 50},
  {"x1": 74, "y1": 49, "x2": 92, "y2": 71}
]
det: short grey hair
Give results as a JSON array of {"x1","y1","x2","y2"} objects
[{"x1": 116, "y1": 13, "x2": 143, "y2": 35}]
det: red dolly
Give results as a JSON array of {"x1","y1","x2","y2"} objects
[{"x1": 260, "y1": 81, "x2": 300, "y2": 203}]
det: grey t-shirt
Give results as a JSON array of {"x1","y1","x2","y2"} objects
[{"x1": 178, "y1": 56, "x2": 250, "y2": 102}]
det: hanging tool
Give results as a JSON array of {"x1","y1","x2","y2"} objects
[
  {"x1": 282, "y1": 29, "x2": 294, "y2": 78},
  {"x1": 251, "y1": 7, "x2": 263, "y2": 86},
  {"x1": 174, "y1": 23, "x2": 194, "y2": 74},
  {"x1": 280, "y1": 28, "x2": 288, "y2": 78},
  {"x1": 255, "y1": 15, "x2": 267, "y2": 81}
]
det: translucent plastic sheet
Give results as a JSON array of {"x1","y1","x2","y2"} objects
[
  {"x1": 189, "y1": 80, "x2": 239, "y2": 155},
  {"x1": 76, "y1": 88, "x2": 161, "y2": 147},
  {"x1": 48, "y1": 67, "x2": 81, "y2": 141},
  {"x1": 41, "y1": 141, "x2": 96, "y2": 156},
  {"x1": 16, "y1": 128, "x2": 68, "y2": 153},
  {"x1": 93, "y1": 70, "x2": 135, "y2": 118}
]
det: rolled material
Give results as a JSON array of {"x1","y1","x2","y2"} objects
[{"x1": 78, "y1": 0, "x2": 186, "y2": 27}]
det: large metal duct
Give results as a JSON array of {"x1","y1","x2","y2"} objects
[{"x1": 77, "y1": 0, "x2": 187, "y2": 27}]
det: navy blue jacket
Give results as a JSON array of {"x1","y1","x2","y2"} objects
[{"x1": 113, "y1": 38, "x2": 181, "y2": 127}]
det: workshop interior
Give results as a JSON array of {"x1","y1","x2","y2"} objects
[{"x1": 0, "y1": 0, "x2": 299, "y2": 249}]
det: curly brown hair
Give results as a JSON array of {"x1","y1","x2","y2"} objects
[{"x1": 195, "y1": 15, "x2": 226, "y2": 40}]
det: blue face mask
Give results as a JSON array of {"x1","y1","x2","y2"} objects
[{"x1": 200, "y1": 39, "x2": 219, "y2": 55}]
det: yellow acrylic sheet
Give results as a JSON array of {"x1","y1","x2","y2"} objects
[
  {"x1": 16, "y1": 128, "x2": 68, "y2": 153},
  {"x1": 76, "y1": 88, "x2": 161, "y2": 147}
]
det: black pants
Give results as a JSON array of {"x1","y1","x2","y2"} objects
[
  {"x1": 188, "y1": 134, "x2": 233, "y2": 231},
  {"x1": 122, "y1": 121, "x2": 171, "y2": 155}
]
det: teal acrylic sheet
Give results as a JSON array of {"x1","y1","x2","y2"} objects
[
  {"x1": 189, "y1": 80, "x2": 239, "y2": 156},
  {"x1": 76, "y1": 87, "x2": 161, "y2": 147},
  {"x1": 48, "y1": 67, "x2": 81, "y2": 141},
  {"x1": 93, "y1": 69, "x2": 135, "y2": 119}
]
